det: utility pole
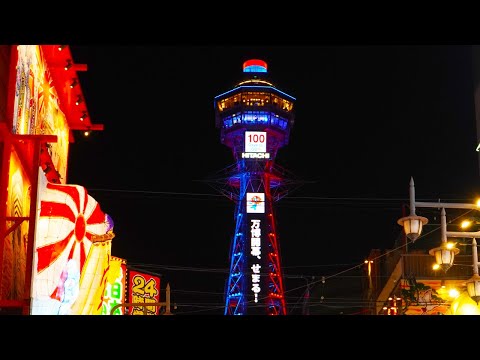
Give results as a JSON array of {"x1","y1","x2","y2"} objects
[
  {"x1": 302, "y1": 277, "x2": 314, "y2": 315},
  {"x1": 164, "y1": 283, "x2": 172, "y2": 315}
]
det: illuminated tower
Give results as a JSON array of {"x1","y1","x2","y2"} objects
[{"x1": 213, "y1": 59, "x2": 296, "y2": 315}]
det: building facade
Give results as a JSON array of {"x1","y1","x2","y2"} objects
[{"x1": 0, "y1": 45, "x2": 111, "y2": 314}]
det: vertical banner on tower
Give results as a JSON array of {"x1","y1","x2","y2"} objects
[
  {"x1": 127, "y1": 270, "x2": 161, "y2": 315},
  {"x1": 246, "y1": 192, "x2": 266, "y2": 313}
]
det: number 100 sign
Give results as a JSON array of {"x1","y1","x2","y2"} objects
[{"x1": 245, "y1": 131, "x2": 267, "y2": 153}]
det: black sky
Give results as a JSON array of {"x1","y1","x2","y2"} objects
[{"x1": 65, "y1": 45, "x2": 479, "y2": 314}]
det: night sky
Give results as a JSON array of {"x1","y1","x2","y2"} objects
[{"x1": 65, "y1": 45, "x2": 479, "y2": 315}]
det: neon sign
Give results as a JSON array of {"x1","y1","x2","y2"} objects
[
  {"x1": 243, "y1": 131, "x2": 270, "y2": 159},
  {"x1": 250, "y1": 219, "x2": 262, "y2": 303},
  {"x1": 128, "y1": 270, "x2": 160, "y2": 315}
]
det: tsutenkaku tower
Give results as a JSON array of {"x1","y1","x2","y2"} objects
[{"x1": 213, "y1": 59, "x2": 296, "y2": 315}]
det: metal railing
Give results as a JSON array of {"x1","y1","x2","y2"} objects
[{"x1": 402, "y1": 253, "x2": 473, "y2": 279}]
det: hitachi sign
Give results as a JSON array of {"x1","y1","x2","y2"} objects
[{"x1": 242, "y1": 152, "x2": 270, "y2": 159}]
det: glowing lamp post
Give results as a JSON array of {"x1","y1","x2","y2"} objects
[
  {"x1": 467, "y1": 238, "x2": 480, "y2": 303},
  {"x1": 398, "y1": 177, "x2": 480, "y2": 304},
  {"x1": 428, "y1": 208, "x2": 459, "y2": 272},
  {"x1": 397, "y1": 178, "x2": 428, "y2": 242},
  {"x1": 435, "y1": 213, "x2": 480, "y2": 302},
  {"x1": 429, "y1": 245, "x2": 458, "y2": 272}
]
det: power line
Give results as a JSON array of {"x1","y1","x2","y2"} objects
[
  {"x1": 87, "y1": 187, "x2": 475, "y2": 203},
  {"x1": 89, "y1": 188, "x2": 226, "y2": 197}
]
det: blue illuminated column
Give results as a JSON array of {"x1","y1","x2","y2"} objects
[{"x1": 213, "y1": 59, "x2": 295, "y2": 315}]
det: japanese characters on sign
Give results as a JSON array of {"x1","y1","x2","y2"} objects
[
  {"x1": 250, "y1": 219, "x2": 262, "y2": 303},
  {"x1": 101, "y1": 258, "x2": 127, "y2": 315},
  {"x1": 128, "y1": 270, "x2": 160, "y2": 315}
]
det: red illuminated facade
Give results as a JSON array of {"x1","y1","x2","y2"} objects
[{"x1": 0, "y1": 45, "x2": 103, "y2": 314}]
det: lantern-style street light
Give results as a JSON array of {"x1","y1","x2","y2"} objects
[
  {"x1": 397, "y1": 178, "x2": 429, "y2": 242},
  {"x1": 467, "y1": 239, "x2": 480, "y2": 303},
  {"x1": 397, "y1": 177, "x2": 480, "y2": 303},
  {"x1": 428, "y1": 208, "x2": 459, "y2": 272}
]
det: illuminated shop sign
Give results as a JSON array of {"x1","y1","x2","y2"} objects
[
  {"x1": 250, "y1": 219, "x2": 262, "y2": 303},
  {"x1": 14, "y1": 45, "x2": 70, "y2": 181},
  {"x1": 128, "y1": 270, "x2": 160, "y2": 315},
  {"x1": 246, "y1": 192, "x2": 265, "y2": 214},
  {"x1": 101, "y1": 258, "x2": 127, "y2": 315},
  {"x1": 243, "y1": 131, "x2": 270, "y2": 159},
  {"x1": 242, "y1": 152, "x2": 270, "y2": 159}
]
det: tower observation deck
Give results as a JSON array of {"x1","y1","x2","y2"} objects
[{"x1": 213, "y1": 59, "x2": 296, "y2": 315}]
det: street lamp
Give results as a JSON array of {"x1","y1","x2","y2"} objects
[
  {"x1": 397, "y1": 177, "x2": 480, "y2": 303},
  {"x1": 466, "y1": 239, "x2": 480, "y2": 303},
  {"x1": 427, "y1": 208, "x2": 459, "y2": 272},
  {"x1": 397, "y1": 178, "x2": 428, "y2": 242}
]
